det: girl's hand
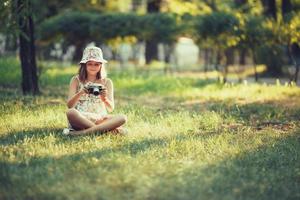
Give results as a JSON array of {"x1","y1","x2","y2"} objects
[
  {"x1": 100, "y1": 88, "x2": 107, "y2": 101},
  {"x1": 80, "y1": 85, "x2": 89, "y2": 95},
  {"x1": 81, "y1": 82, "x2": 93, "y2": 95}
]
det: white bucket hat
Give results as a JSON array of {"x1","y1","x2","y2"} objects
[{"x1": 79, "y1": 46, "x2": 108, "y2": 64}]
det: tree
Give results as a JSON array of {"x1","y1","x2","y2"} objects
[
  {"x1": 39, "y1": 12, "x2": 96, "y2": 61},
  {"x1": 261, "y1": 0, "x2": 277, "y2": 19},
  {"x1": 145, "y1": 0, "x2": 162, "y2": 64},
  {"x1": 282, "y1": 0, "x2": 292, "y2": 16},
  {"x1": 258, "y1": 0, "x2": 300, "y2": 78},
  {"x1": 280, "y1": 13, "x2": 300, "y2": 83},
  {"x1": 0, "y1": 0, "x2": 40, "y2": 95},
  {"x1": 17, "y1": 0, "x2": 39, "y2": 94},
  {"x1": 242, "y1": 16, "x2": 273, "y2": 81},
  {"x1": 290, "y1": 43, "x2": 300, "y2": 83},
  {"x1": 281, "y1": 0, "x2": 300, "y2": 83},
  {"x1": 194, "y1": 12, "x2": 240, "y2": 83}
]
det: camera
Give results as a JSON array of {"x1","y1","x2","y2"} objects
[{"x1": 86, "y1": 83, "x2": 104, "y2": 96}]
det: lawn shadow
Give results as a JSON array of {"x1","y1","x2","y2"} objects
[
  {"x1": 0, "y1": 132, "x2": 196, "y2": 199},
  {"x1": 0, "y1": 128, "x2": 65, "y2": 146},
  {"x1": 146, "y1": 132, "x2": 300, "y2": 200},
  {"x1": 1, "y1": 128, "x2": 299, "y2": 199}
]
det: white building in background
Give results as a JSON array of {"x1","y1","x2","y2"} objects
[
  {"x1": 50, "y1": 43, "x2": 63, "y2": 59},
  {"x1": 45, "y1": 38, "x2": 200, "y2": 69},
  {"x1": 133, "y1": 42, "x2": 146, "y2": 66},
  {"x1": 158, "y1": 43, "x2": 165, "y2": 62},
  {"x1": 117, "y1": 42, "x2": 133, "y2": 67},
  {"x1": 49, "y1": 43, "x2": 76, "y2": 64},
  {"x1": 100, "y1": 44, "x2": 113, "y2": 61},
  {"x1": 171, "y1": 37, "x2": 199, "y2": 69},
  {"x1": 62, "y1": 45, "x2": 75, "y2": 63}
]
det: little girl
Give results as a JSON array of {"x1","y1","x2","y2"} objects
[{"x1": 63, "y1": 46, "x2": 127, "y2": 136}]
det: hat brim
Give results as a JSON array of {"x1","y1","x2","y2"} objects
[{"x1": 79, "y1": 58, "x2": 108, "y2": 64}]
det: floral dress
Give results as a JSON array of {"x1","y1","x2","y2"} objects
[{"x1": 74, "y1": 76, "x2": 108, "y2": 123}]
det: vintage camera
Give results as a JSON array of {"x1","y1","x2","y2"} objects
[{"x1": 86, "y1": 83, "x2": 104, "y2": 96}]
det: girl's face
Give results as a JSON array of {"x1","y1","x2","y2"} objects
[{"x1": 86, "y1": 61, "x2": 102, "y2": 76}]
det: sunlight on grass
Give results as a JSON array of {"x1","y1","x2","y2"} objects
[
  {"x1": 172, "y1": 65, "x2": 267, "y2": 80},
  {"x1": 176, "y1": 81, "x2": 300, "y2": 105},
  {"x1": 0, "y1": 59, "x2": 299, "y2": 200},
  {"x1": 40, "y1": 66, "x2": 78, "y2": 86}
]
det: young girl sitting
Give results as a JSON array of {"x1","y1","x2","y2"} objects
[{"x1": 63, "y1": 46, "x2": 127, "y2": 136}]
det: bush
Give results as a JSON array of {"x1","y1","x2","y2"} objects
[
  {"x1": 38, "y1": 11, "x2": 96, "y2": 44},
  {"x1": 90, "y1": 13, "x2": 140, "y2": 41},
  {"x1": 256, "y1": 44, "x2": 286, "y2": 76},
  {"x1": 138, "y1": 13, "x2": 180, "y2": 43},
  {"x1": 39, "y1": 12, "x2": 180, "y2": 45},
  {"x1": 194, "y1": 12, "x2": 239, "y2": 39}
]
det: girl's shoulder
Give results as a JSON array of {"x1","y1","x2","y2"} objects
[
  {"x1": 104, "y1": 78, "x2": 113, "y2": 87},
  {"x1": 104, "y1": 78, "x2": 113, "y2": 84},
  {"x1": 96, "y1": 78, "x2": 113, "y2": 86},
  {"x1": 70, "y1": 75, "x2": 82, "y2": 86},
  {"x1": 71, "y1": 75, "x2": 79, "y2": 81}
]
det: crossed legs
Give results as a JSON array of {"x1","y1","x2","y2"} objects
[{"x1": 66, "y1": 108, "x2": 127, "y2": 136}]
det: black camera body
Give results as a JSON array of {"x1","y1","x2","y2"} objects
[{"x1": 86, "y1": 83, "x2": 104, "y2": 96}]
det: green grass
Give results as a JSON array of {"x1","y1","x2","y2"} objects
[{"x1": 0, "y1": 58, "x2": 300, "y2": 200}]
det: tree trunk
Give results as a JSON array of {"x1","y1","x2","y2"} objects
[
  {"x1": 73, "y1": 41, "x2": 86, "y2": 62},
  {"x1": 261, "y1": 0, "x2": 277, "y2": 20},
  {"x1": 147, "y1": 0, "x2": 161, "y2": 12},
  {"x1": 17, "y1": 0, "x2": 39, "y2": 95},
  {"x1": 290, "y1": 43, "x2": 300, "y2": 84},
  {"x1": 204, "y1": 49, "x2": 210, "y2": 73},
  {"x1": 224, "y1": 48, "x2": 234, "y2": 83},
  {"x1": 281, "y1": 0, "x2": 292, "y2": 16},
  {"x1": 145, "y1": 40, "x2": 158, "y2": 64},
  {"x1": 145, "y1": 0, "x2": 161, "y2": 64},
  {"x1": 239, "y1": 48, "x2": 246, "y2": 65},
  {"x1": 237, "y1": 48, "x2": 247, "y2": 83},
  {"x1": 282, "y1": 0, "x2": 293, "y2": 83},
  {"x1": 214, "y1": 49, "x2": 222, "y2": 82},
  {"x1": 214, "y1": 49, "x2": 221, "y2": 72},
  {"x1": 282, "y1": 0, "x2": 292, "y2": 23},
  {"x1": 252, "y1": 49, "x2": 259, "y2": 82},
  {"x1": 234, "y1": 0, "x2": 248, "y2": 7},
  {"x1": 205, "y1": 0, "x2": 217, "y2": 11},
  {"x1": 294, "y1": 64, "x2": 299, "y2": 83}
]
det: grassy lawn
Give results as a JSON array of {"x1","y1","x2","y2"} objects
[{"x1": 0, "y1": 58, "x2": 299, "y2": 200}]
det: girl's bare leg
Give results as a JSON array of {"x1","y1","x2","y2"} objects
[
  {"x1": 95, "y1": 115, "x2": 127, "y2": 134},
  {"x1": 95, "y1": 115, "x2": 113, "y2": 125},
  {"x1": 66, "y1": 108, "x2": 95, "y2": 130},
  {"x1": 70, "y1": 114, "x2": 127, "y2": 136}
]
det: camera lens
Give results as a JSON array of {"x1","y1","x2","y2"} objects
[{"x1": 93, "y1": 87, "x2": 100, "y2": 96}]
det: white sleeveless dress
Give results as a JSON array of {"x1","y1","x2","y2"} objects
[{"x1": 74, "y1": 76, "x2": 108, "y2": 123}]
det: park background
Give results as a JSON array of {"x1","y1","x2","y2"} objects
[{"x1": 0, "y1": 0, "x2": 300, "y2": 200}]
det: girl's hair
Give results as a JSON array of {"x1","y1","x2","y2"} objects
[{"x1": 78, "y1": 63, "x2": 107, "y2": 82}]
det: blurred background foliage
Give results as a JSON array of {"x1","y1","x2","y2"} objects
[{"x1": 1, "y1": 0, "x2": 300, "y2": 93}]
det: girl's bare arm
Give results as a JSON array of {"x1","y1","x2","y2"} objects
[
  {"x1": 67, "y1": 77, "x2": 85, "y2": 108},
  {"x1": 101, "y1": 78, "x2": 114, "y2": 112}
]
